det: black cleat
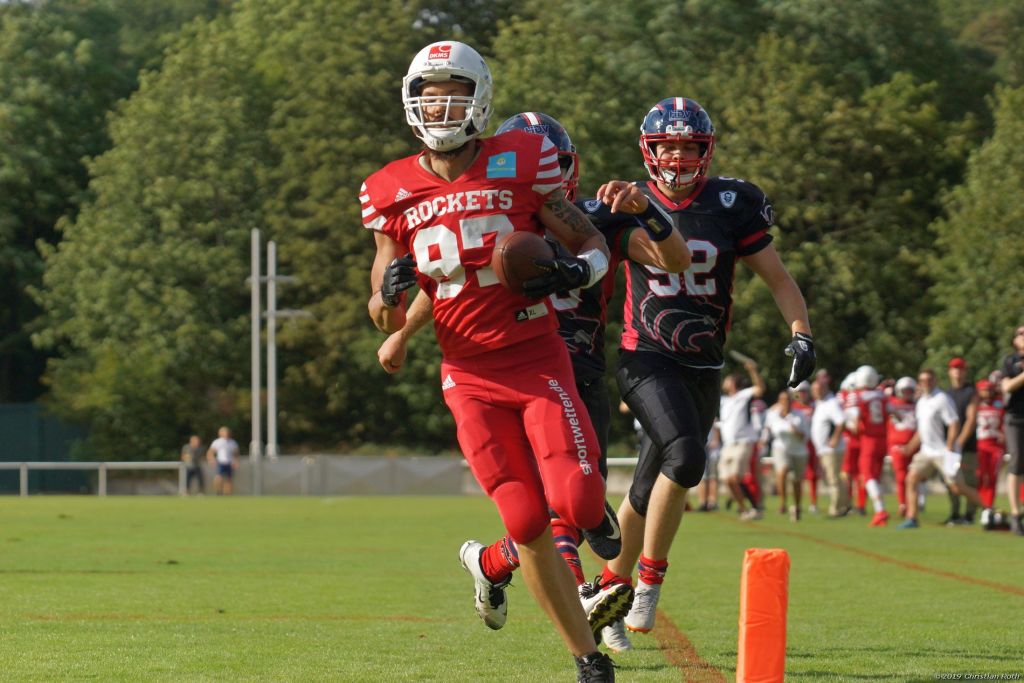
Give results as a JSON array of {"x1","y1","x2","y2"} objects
[
  {"x1": 575, "y1": 651, "x2": 615, "y2": 683},
  {"x1": 582, "y1": 500, "x2": 622, "y2": 561}
]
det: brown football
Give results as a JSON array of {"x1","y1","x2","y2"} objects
[{"x1": 490, "y1": 231, "x2": 555, "y2": 294}]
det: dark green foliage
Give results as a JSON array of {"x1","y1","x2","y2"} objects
[{"x1": 19, "y1": 0, "x2": 1024, "y2": 456}]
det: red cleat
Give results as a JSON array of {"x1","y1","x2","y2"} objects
[{"x1": 869, "y1": 510, "x2": 890, "y2": 527}]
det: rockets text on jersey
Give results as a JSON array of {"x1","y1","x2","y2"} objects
[{"x1": 361, "y1": 130, "x2": 564, "y2": 359}]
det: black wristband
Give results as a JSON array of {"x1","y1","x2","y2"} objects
[{"x1": 638, "y1": 203, "x2": 673, "y2": 242}]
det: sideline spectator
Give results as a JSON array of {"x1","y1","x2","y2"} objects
[
  {"x1": 849, "y1": 365, "x2": 890, "y2": 526},
  {"x1": 180, "y1": 435, "x2": 205, "y2": 495},
  {"x1": 718, "y1": 360, "x2": 766, "y2": 520},
  {"x1": 791, "y1": 381, "x2": 819, "y2": 513},
  {"x1": 946, "y1": 357, "x2": 978, "y2": 524},
  {"x1": 765, "y1": 389, "x2": 810, "y2": 521},
  {"x1": 839, "y1": 373, "x2": 864, "y2": 515},
  {"x1": 811, "y1": 379, "x2": 849, "y2": 517},
  {"x1": 899, "y1": 369, "x2": 984, "y2": 529},
  {"x1": 887, "y1": 377, "x2": 919, "y2": 517},
  {"x1": 697, "y1": 423, "x2": 721, "y2": 511},
  {"x1": 963, "y1": 379, "x2": 1005, "y2": 529},
  {"x1": 999, "y1": 325, "x2": 1024, "y2": 535},
  {"x1": 207, "y1": 426, "x2": 239, "y2": 496}
]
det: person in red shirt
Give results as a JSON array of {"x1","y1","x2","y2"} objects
[
  {"x1": 962, "y1": 379, "x2": 1005, "y2": 527},
  {"x1": 363, "y1": 41, "x2": 616, "y2": 680},
  {"x1": 839, "y1": 372, "x2": 864, "y2": 513},
  {"x1": 848, "y1": 365, "x2": 890, "y2": 525},
  {"x1": 887, "y1": 376, "x2": 919, "y2": 518}
]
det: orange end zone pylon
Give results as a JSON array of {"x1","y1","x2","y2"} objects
[{"x1": 736, "y1": 548, "x2": 790, "y2": 683}]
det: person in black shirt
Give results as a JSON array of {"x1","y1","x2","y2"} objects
[
  {"x1": 946, "y1": 357, "x2": 977, "y2": 524},
  {"x1": 594, "y1": 97, "x2": 815, "y2": 638},
  {"x1": 999, "y1": 325, "x2": 1024, "y2": 535}
]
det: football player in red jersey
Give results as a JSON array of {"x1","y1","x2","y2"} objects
[
  {"x1": 962, "y1": 379, "x2": 1005, "y2": 526},
  {"x1": 593, "y1": 97, "x2": 814, "y2": 636},
  {"x1": 839, "y1": 372, "x2": 864, "y2": 513},
  {"x1": 363, "y1": 42, "x2": 617, "y2": 680},
  {"x1": 887, "y1": 376, "x2": 919, "y2": 517},
  {"x1": 376, "y1": 110, "x2": 690, "y2": 654},
  {"x1": 848, "y1": 365, "x2": 890, "y2": 526}
]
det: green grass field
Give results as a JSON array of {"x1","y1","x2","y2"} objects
[{"x1": 0, "y1": 494, "x2": 1021, "y2": 682}]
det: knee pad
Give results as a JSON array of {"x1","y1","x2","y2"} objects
[
  {"x1": 492, "y1": 481, "x2": 549, "y2": 545},
  {"x1": 628, "y1": 486, "x2": 650, "y2": 518},
  {"x1": 550, "y1": 474, "x2": 605, "y2": 532},
  {"x1": 660, "y1": 436, "x2": 706, "y2": 489}
]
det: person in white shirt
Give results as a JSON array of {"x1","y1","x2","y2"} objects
[
  {"x1": 765, "y1": 389, "x2": 811, "y2": 520},
  {"x1": 811, "y1": 380, "x2": 849, "y2": 517},
  {"x1": 207, "y1": 426, "x2": 240, "y2": 496},
  {"x1": 898, "y1": 370, "x2": 983, "y2": 528},
  {"x1": 718, "y1": 360, "x2": 765, "y2": 520}
]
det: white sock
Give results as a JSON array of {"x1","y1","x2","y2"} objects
[{"x1": 866, "y1": 479, "x2": 884, "y2": 512}]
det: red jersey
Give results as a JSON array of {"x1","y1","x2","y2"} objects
[
  {"x1": 361, "y1": 131, "x2": 563, "y2": 359},
  {"x1": 854, "y1": 389, "x2": 888, "y2": 438},
  {"x1": 975, "y1": 401, "x2": 1005, "y2": 442},
  {"x1": 886, "y1": 397, "x2": 917, "y2": 447}
]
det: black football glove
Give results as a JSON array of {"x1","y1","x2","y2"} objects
[
  {"x1": 522, "y1": 256, "x2": 591, "y2": 299},
  {"x1": 784, "y1": 332, "x2": 816, "y2": 388},
  {"x1": 380, "y1": 253, "x2": 417, "y2": 308}
]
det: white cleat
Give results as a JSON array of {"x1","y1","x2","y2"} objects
[
  {"x1": 601, "y1": 619, "x2": 633, "y2": 653},
  {"x1": 624, "y1": 581, "x2": 661, "y2": 633},
  {"x1": 458, "y1": 540, "x2": 509, "y2": 630},
  {"x1": 579, "y1": 579, "x2": 634, "y2": 640}
]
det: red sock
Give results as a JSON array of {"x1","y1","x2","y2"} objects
[
  {"x1": 637, "y1": 554, "x2": 668, "y2": 585},
  {"x1": 481, "y1": 535, "x2": 518, "y2": 584},
  {"x1": 551, "y1": 518, "x2": 585, "y2": 585},
  {"x1": 600, "y1": 564, "x2": 632, "y2": 587},
  {"x1": 857, "y1": 481, "x2": 867, "y2": 509}
]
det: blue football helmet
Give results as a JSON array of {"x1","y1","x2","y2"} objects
[
  {"x1": 640, "y1": 97, "x2": 715, "y2": 189},
  {"x1": 495, "y1": 112, "x2": 579, "y2": 200}
]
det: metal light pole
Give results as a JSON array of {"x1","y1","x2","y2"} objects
[
  {"x1": 250, "y1": 229, "x2": 263, "y2": 497},
  {"x1": 264, "y1": 240, "x2": 308, "y2": 462}
]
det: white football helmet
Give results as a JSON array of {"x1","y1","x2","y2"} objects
[
  {"x1": 403, "y1": 41, "x2": 492, "y2": 152},
  {"x1": 895, "y1": 376, "x2": 917, "y2": 396},
  {"x1": 854, "y1": 365, "x2": 880, "y2": 389},
  {"x1": 840, "y1": 373, "x2": 856, "y2": 392}
]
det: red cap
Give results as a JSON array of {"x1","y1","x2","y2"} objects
[
  {"x1": 976, "y1": 379, "x2": 991, "y2": 392},
  {"x1": 948, "y1": 357, "x2": 967, "y2": 369}
]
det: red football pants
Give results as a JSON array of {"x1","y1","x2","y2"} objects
[
  {"x1": 976, "y1": 439, "x2": 1003, "y2": 509},
  {"x1": 859, "y1": 434, "x2": 887, "y2": 482},
  {"x1": 889, "y1": 445, "x2": 912, "y2": 507},
  {"x1": 441, "y1": 334, "x2": 605, "y2": 544}
]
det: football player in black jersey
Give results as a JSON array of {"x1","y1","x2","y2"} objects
[
  {"x1": 593, "y1": 97, "x2": 816, "y2": 640},
  {"x1": 375, "y1": 112, "x2": 690, "y2": 651}
]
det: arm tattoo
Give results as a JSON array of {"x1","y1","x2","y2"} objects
[{"x1": 546, "y1": 196, "x2": 598, "y2": 237}]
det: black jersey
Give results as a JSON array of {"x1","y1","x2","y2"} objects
[
  {"x1": 621, "y1": 177, "x2": 774, "y2": 369},
  {"x1": 550, "y1": 198, "x2": 642, "y2": 381}
]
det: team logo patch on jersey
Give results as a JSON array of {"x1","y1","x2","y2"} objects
[
  {"x1": 719, "y1": 190, "x2": 737, "y2": 208},
  {"x1": 428, "y1": 44, "x2": 452, "y2": 60},
  {"x1": 486, "y1": 152, "x2": 517, "y2": 178},
  {"x1": 583, "y1": 199, "x2": 601, "y2": 213},
  {"x1": 394, "y1": 187, "x2": 412, "y2": 202}
]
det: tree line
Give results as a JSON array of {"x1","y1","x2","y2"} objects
[{"x1": 2, "y1": 0, "x2": 1022, "y2": 458}]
